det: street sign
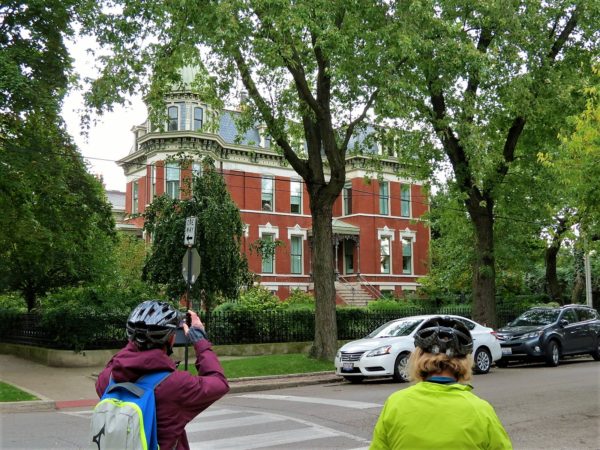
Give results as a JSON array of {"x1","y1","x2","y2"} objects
[
  {"x1": 182, "y1": 247, "x2": 201, "y2": 285},
  {"x1": 184, "y1": 216, "x2": 197, "y2": 246}
]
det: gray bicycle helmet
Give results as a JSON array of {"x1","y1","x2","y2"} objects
[
  {"x1": 126, "y1": 300, "x2": 181, "y2": 350},
  {"x1": 414, "y1": 316, "x2": 473, "y2": 357}
]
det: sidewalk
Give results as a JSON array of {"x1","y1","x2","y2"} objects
[{"x1": 0, "y1": 354, "x2": 341, "y2": 413}]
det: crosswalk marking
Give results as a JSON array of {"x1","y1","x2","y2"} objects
[
  {"x1": 237, "y1": 394, "x2": 382, "y2": 410},
  {"x1": 62, "y1": 403, "x2": 373, "y2": 448},
  {"x1": 186, "y1": 413, "x2": 286, "y2": 433},
  {"x1": 189, "y1": 427, "x2": 338, "y2": 449}
]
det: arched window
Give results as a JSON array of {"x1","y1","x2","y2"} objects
[
  {"x1": 194, "y1": 107, "x2": 203, "y2": 131},
  {"x1": 168, "y1": 106, "x2": 178, "y2": 131}
]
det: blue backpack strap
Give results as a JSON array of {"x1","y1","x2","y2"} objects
[{"x1": 136, "y1": 371, "x2": 172, "y2": 450}]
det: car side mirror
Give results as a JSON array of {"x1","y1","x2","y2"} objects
[{"x1": 559, "y1": 319, "x2": 569, "y2": 327}]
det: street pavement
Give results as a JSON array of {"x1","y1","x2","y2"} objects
[{"x1": 0, "y1": 353, "x2": 340, "y2": 413}]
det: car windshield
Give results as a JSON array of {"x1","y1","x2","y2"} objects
[
  {"x1": 509, "y1": 309, "x2": 560, "y2": 327},
  {"x1": 366, "y1": 318, "x2": 423, "y2": 338}
]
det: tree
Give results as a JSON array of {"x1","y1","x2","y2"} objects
[
  {"x1": 0, "y1": 0, "x2": 85, "y2": 136},
  {"x1": 142, "y1": 159, "x2": 251, "y2": 312},
  {"x1": 381, "y1": 1, "x2": 598, "y2": 326},
  {"x1": 0, "y1": 117, "x2": 116, "y2": 311},
  {"x1": 82, "y1": 1, "x2": 391, "y2": 359},
  {"x1": 0, "y1": 1, "x2": 117, "y2": 310}
]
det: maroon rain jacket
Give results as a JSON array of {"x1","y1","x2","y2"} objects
[{"x1": 96, "y1": 339, "x2": 229, "y2": 450}]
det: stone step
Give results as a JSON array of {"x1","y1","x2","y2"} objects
[{"x1": 335, "y1": 282, "x2": 375, "y2": 307}]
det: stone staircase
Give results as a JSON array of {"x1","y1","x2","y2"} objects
[{"x1": 335, "y1": 281, "x2": 374, "y2": 306}]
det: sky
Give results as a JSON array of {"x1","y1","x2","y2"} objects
[{"x1": 61, "y1": 37, "x2": 147, "y2": 192}]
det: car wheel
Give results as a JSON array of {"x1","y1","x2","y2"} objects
[
  {"x1": 392, "y1": 352, "x2": 410, "y2": 382},
  {"x1": 591, "y1": 338, "x2": 600, "y2": 361},
  {"x1": 495, "y1": 359, "x2": 509, "y2": 368},
  {"x1": 343, "y1": 376, "x2": 365, "y2": 383},
  {"x1": 473, "y1": 347, "x2": 492, "y2": 374},
  {"x1": 544, "y1": 340, "x2": 561, "y2": 367}
]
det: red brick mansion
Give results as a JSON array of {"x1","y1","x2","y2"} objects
[{"x1": 117, "y1": 76, "x2": 430, "y2": 305}]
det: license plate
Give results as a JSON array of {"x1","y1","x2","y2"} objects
[
  {"x1": 502, "y1": 347, "x2": 512, "y2": 355},
  {"x1": 342, "y1": 362, "x2": 354, "y2": 371}
]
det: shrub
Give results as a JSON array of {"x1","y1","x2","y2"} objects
[
  {"x1": 40, "y1": 283, "x2": 160, "y2": 316},
  {"x1": 0, "y1": 292, "x2": 28, "y2": 312},
  {"x1": 214, "y1": 286, "x2": 283, "y2": 313},
  {"x1": 283, "y1": 289, "x2": 315, "y2": 310}
]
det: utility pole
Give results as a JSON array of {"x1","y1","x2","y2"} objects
[{"x1": 584, "y1": 250, "x2": 593, "y2": 308}]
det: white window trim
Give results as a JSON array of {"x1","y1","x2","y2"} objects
[
  {"x1": 167, "y1": 104, "x2": 179, "y2": 131},
  {"x1": 132, "y1": 180, "x2": 139, "y2": 214},
  {"x1": 261, "y1": 175, "x2": 275, "y2": 212},
  {"x1": 287, "y1": 225, "x2": 307, "y2": 275},
  {"x1": 290, "y1": 179, "x2": 302, "y2": 214},
  {"x1": 289, "y1": 235, "x2": 304, "y2": 275},
  {"x1": 243, "y1": 224, "x2": 249, "y2": 238},
  {"x1": 150, "y1": 165, "x2": 157, "y2": 201},
  {"x1": 165, "y1": 162, "x2": 180, "y2": 199},
  {"x1": 343, "y1": 183, "x2": 352, "y2": 216},
  {"x1": 400, "y1": 231, "x2": 415, "y2": 275},
  {"x1": 378, "y1": 227, "x2": 394, "y2": 274},
  {"x1": 379, "y1": 181, "x2": 390, "y2": 215},
  {"x1": 401, "y1": 185, "x2": 412, "y2": 218},
  {"x1": 193, "y1": 106, "x2": 204, "y2": 131},
  {"x1": 259, "y1": 223, "x2": 279, "y2": 274},
  {"x1": 287, "y1": 224, "x2": 307, "y2": 240},
  {"x1": 259, "y1": 222, "x2": 280, "y2": 239},
  {"x1": 377, "y1": 226, "x2": 396, "y2": 241},
  {"x1": 400, "y1": 228, "x2": 416, "y2": 243}
]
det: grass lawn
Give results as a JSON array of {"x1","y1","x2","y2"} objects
[
  {"x1": 0, "y1": 381, "x2": 38, "y2": 402},
  {"x1": 181, "y1": 353, "x2": 334, "y2": 378}
]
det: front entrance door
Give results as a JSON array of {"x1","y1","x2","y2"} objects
[{"x1": 344, "y1": 241, "x2": 354, "y2": 275}]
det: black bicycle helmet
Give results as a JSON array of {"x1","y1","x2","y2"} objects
[
  {"x1": 126, "y1": 300, "x2": 181, "y2": 350},
  {"x1": 414, "y1": 316, "x2": 473, "y2": 357}
]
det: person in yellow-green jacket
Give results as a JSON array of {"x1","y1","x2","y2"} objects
[{"x1": 370, "y1": 316, "x2": 512, "y2": 450}]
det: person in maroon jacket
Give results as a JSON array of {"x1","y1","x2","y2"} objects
[{"x1": 96, "y1": 300, "x2": 229, "y2": 450}]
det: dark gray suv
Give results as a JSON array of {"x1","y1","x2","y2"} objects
[{"x1": 495, "y1": 304, "x2": 600, "y2": 367}]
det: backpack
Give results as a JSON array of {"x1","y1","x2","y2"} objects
[{"x1": 89, "y1": 371, "x2": 172, "y2": 450}]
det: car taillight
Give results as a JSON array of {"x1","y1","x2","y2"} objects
[{"x1": 491, "y1": 331, "x2": 500, "y2": 340}]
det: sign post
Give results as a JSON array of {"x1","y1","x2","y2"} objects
[{"x1": 182, "y1": 217, "x2": 200, "y2": 370}]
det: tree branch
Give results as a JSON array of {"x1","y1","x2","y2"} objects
[
  {"x1": 341, "y1": 89, "x2": 379, "y2": 152},
  {"x1": 428, "y1": 80, "x2": 478, "y2": 197},
  {"x1": 464, "y1": 27, "x2": 494, "y2": 107},
  {"x1": 251, "y1": 7, "x2": 323, "y2": 118},
  {"x1": 490, "y1": 8, "x2": 579, "y2": 193},
  {"x1": 547, "y1": 7, "x2": 578, "y2": 61},
  {"x1": 230, "y1": 49, "x2": 309, "y2": 179}
]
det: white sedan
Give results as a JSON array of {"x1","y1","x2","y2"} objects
[{"x1": 334, "y1": 314, "x2": 502, "y2": 383}]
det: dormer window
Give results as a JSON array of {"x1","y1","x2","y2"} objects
[
  {"x1": 194, "y1": 107, "x2": 203, "y2": 131},
  {"x1": 168, "y1": 106, "x2": 178, "y2": 131}
]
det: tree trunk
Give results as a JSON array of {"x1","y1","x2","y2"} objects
[
  {"x1": 309, "y1": 200, "x2": 338, "y2": 361},
  {"x1": 544, "y1": 218, "x2": 567, "y2": 303},
  {"x1": 545, "y1": 244, "x2": 563, "y2": 303},
  {"x1": 467, "y1": 198, "x2": 497, "y2": 328},
  {"x1": 23, "y1": 284, "x2": 37, "y2": 312},
  {"x1": 571, "y1": 248, "x2": 585, "y2": 303},
  {"x1": 545, "y1": 245, "x2": 562, "y2": 303}
]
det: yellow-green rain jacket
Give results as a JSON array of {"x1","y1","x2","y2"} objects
[{"x1": 370, "y1": 381, "x2": 512, "y2": 450}]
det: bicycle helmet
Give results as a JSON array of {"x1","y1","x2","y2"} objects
[
  {"x1": 126, "y1": 300, "x2": 181, "y2": 350},
  {"x1": 414, "y1": 316, "x2": 473, "y2": 357}
]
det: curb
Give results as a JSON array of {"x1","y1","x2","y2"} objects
[
  {"x1": 228, "y1": 372, "x2": 341, "y2": 394},
  {"x1": 0, "y1": 384, "x2": 56, "y2": 413},
  {"x1": 0, "y1": 399, "x2": 56, "y2": 413},
  {"x1": 0, "y1": 372, "x2": 343, "y2": 413}
]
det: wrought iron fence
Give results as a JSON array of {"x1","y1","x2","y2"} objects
[{"x1": 0, "y1": 305, "x2": 533, "y2": 351}]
